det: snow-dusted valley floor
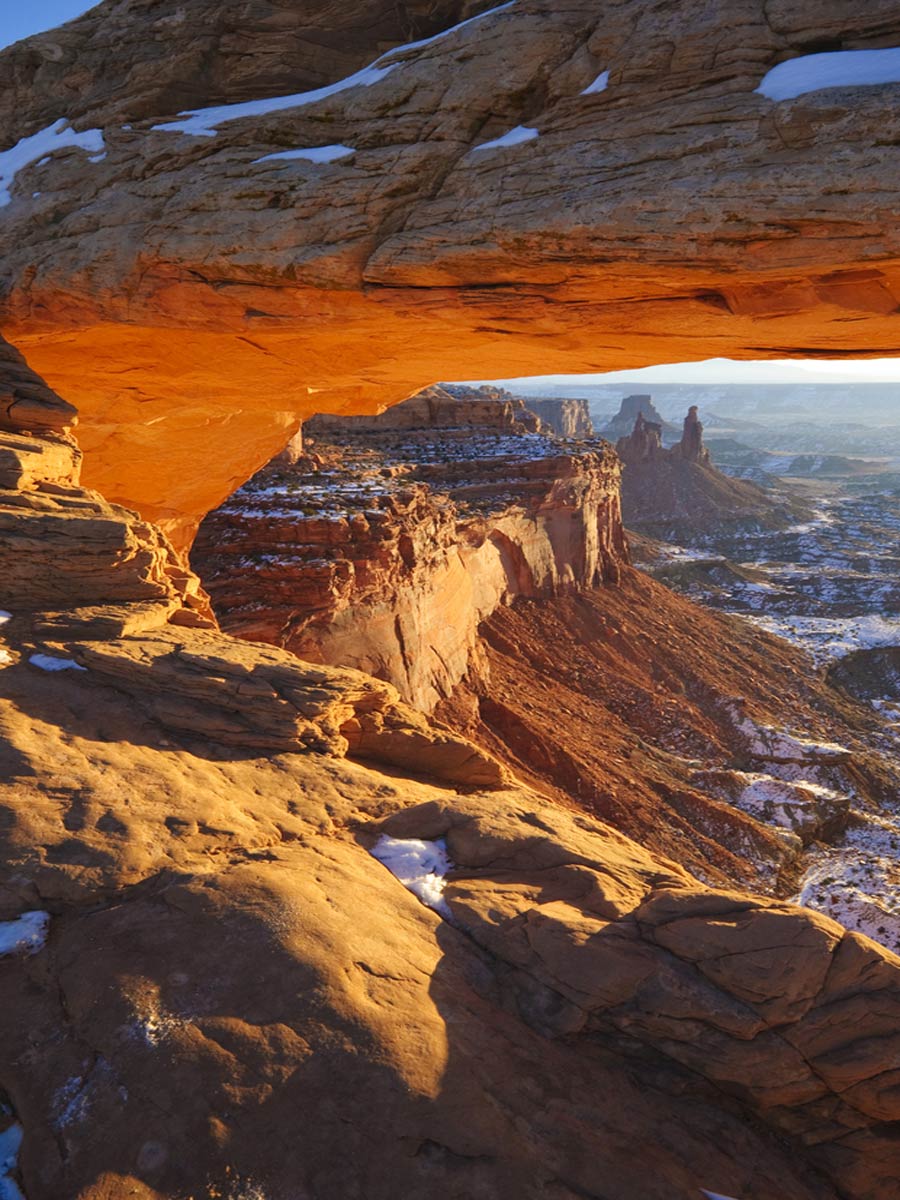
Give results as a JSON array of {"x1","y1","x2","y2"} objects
[{"x1": 640, "y1": 465, "x2": 900, "y2": 952}]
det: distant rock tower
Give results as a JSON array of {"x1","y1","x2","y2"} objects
[
  {"x1": 601, "y1": 394, "x2": 677, "y2": 441},
  {"x1": 677, "y1": 405, "x2": 710, "y2": 464},
  {"x1": 615, "y1": 412, "x2": 664, "y2": 464}
]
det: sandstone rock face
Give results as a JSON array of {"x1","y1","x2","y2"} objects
[
  {"x1": 2, "y1": 664, "x2": 899, "y2": 1200},
  {"x1": 2, "y1": 2, "x2": 900, "y2": 535},
  {"x1": 3, "y1": 4, "x2": 900, "y2": 1196},
  {"x1": 0, "y1": 334, "x2": 76, "y2": 435},
  {"x1": 0, "y1": 425, "x2": 212, "y2": 625},
  {"x1": 2, "y1": 366, "x2": 900, "y2": 1199},
  {"x1": 306, "y1": 383, "x2": 542, "y2": 436},
  {"x1": 522, "y1": 396, "x2": 594, "y2": 439},
  {"x1": 679, "y1": 403, "x2": 709, "y2": 464},
  {"x1": 616, "y1": 407, "x2": 790, "y2": 539},
  {"x1": 601, "y1": 394, "x2": 678, "y2": 442},
  {"x1": 194, "y1": 389, "x2": 626, "y2": 710}
]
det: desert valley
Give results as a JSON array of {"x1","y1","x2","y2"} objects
[{"x1": 2, "y1": 2, "x2": 900, "y2": 1199}]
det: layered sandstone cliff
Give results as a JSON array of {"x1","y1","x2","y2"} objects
[
  {"x1": 1, "y1": 1, "x2": 899, "y2": 538},
  {"x1": 193, "y1": 387, "x2": 625, "y2": 710},
  {"x1": 520, "y1": 396, "x2": 594, "y2": 439}
]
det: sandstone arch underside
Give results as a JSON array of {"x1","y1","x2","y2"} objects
[{"x1": 0, "y1": 0, "x2": 899, "y2": 544}]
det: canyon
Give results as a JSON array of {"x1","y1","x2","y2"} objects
[
  {"x1": 2, "y1": 2, "x2": 900, "y2": 1199},
  {"x1": 193, "y1": 385, "x2": 624, "y2": 711}
]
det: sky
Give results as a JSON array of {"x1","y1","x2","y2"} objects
[
  {"x1": 0, "y1": 1, "x2": 97, "y2": 49},
  {"x1": 482, "y1": 358, "x2": 900, "y2": 389}
]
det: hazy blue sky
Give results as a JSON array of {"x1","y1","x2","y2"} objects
[{"x1": 0, "y1": 1, "x2": 97, "y2": 49}]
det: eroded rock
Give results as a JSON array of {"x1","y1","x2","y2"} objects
[{"x1": 1, "y1": 3, "x2": 899, "y2": 536}]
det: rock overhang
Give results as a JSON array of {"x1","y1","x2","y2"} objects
[{"x1": 0, "y1": 0, "x2": 898, "y2": 540}]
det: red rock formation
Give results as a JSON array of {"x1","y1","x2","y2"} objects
[
  {"x1": 601, "y1": 394, "x2": 678, "y2": 442},
  {"x1": 677, "y1": 403, "x2": 710, "y2": 464},
  {"x1": 521, "y1": 396, "x2": 594, "y2": 439},
  {"x1": 616, "y1": 406, "x2": 786, "y2": 538},
  {"x1": 1, "y1": 3, "x2": 899, "y2": 537},
  {"x1": 0, "y1": 403, "x2": 213, "y2": 629},
  {"x1": 2, "y1": 4, "x2": 900, "y2": 1197},
  {"x1": 3, "y1": 338, "x2": 900, "y2": 1200},
  {"x1": 306, "y1": 383, "x2": 542, "y2": 436},
  {"x1": 615, "y1": 410, "x2": 664, "y2": 463},
  {"x1": 193, "y1": 389, "x2": 626, "y2": 710}
]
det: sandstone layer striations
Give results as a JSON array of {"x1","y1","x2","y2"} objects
[
  {"x1": 2, "y1": 632, "x2": 900, "y2": 1200},
  {"x1": 1, "y1": 2, "x2": 900, "y2": 536},
  {"x1": 193, "y1": 387, "x2": 625, "y2": 711},
  {"x1": 521, "y1": 396, "x2": 594, "y2": 439}
]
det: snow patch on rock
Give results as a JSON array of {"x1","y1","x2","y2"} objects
[
  {"x1": 730, "y1": 706, "x2": 849, "y2": 763},
  {"x1": 794, "y1": 818, "x2": 900, "y2": 955},
  {"x1": 151, "y1": 65, "x2": 399, "y2": 136},
  {"x1": 582, "y1": 70, "x2": 609, "y2": 95},
  {"x1": 0, "y1": 119, "x2": 105, "y2": 207},
  {"x1": 472, "y1": 125, "x2": 539, "y2": 152},
  {"x1": 28, "y1": 654, "x2": 87, "y2": 673},
  {"x1": 369, "y1": 835, "x2": 453, "y2": 918},
  {"x1": 254, "y1": 144, "x2": 355, "y2": 165},
  {"x1": 153, "y1": 2, "x2": 517, "y2": 138},
  {"x1": 757, "y1": 47, "x2": 900, "y2": 101},
  {"x1": 0, "y1": 911, "x2": 49, "y2": 958}
]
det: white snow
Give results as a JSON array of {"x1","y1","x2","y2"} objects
[
  {"x1": 472, "y1": 125, "x2": 539, "y2": 152},
  {"x1": 28, "y1": 654, "x2": 86, "y2": 673},
  {"x1": 254, "y1": 144, "x2": 355, "y2": 165},
  {"x1": 0, "y1": 911, "x2": 49, "y2": 958},
  {"x1": 151, "y1": 64, "x2": 399, "y2": 136},
  {"x1": 730, "y1": 708, "x2": 849, "y2": 763},
  {"x1": 0, "y1": 1122, "x2": 24, "y2": 1200},
  {"x1": 582, "y1": 70, "x2": 609, "y2": 95},
  {"x1": 740, "y1": 612, "x2": 900, "y2": 666},
  {"x1": 369, "y1": 835, "x2": 453, "y2": 918},
  {"x1": 154, "y1": 2, "x2": 517, "y2": 138},
  {"x1": 0, "y1": 612, "x2": 11, "y2": 626},
  {"x1": 793, "y1": 812, "x2": 900, "y2": 955},
  {"x1": 0, "y1": 118, "x2": 105, "y2": 207},
  {"x1": 757, "y1": 47, "x2": 900, "y2": 101}
]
